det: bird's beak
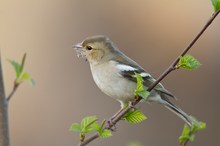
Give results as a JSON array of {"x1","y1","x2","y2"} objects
[
  {"x1": 73, "y1": 43, "x2": 83, "y2": 49},
  {"x1": 73, "y1": 42, "x2": 86, "y2": 58}
]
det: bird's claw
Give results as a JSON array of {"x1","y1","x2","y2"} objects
[
  {"x1": 128, "y1": 101, "x2": 136, "y2": 110},
  {"x1": 107, "y1": 118, "x2": 117, "y2": 131}
]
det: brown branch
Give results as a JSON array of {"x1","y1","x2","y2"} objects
[
  {"x1": 181, "y1": 139, "x2": 190, "y2": 146},
  {"x1": 77, "y1": 9, "x2": 220, "y2": 146},
  {"x1": 0, "y1": 50, "x2": 10, "y2": 146},
  {"x1": 180, "y1": 131, "x2": 193, "y2": 146},
  {"x1": 148, "y1": 8, "x2": 220, "y2": 91},
  {"x1": 7, "y1": 83, "x2": 20, "y2": 102}
]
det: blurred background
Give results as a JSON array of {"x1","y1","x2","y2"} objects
[{"x1": 0, "y1": 0, "x2": 220, "y2": 146}]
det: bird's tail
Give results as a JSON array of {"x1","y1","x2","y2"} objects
[{"x1": 162, "y1": 98, "x2": 199, "y2": 127}]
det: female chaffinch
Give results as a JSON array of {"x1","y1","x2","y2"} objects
[{"x1": 74, "y1": 35, "x2": 197, "y2": 127}]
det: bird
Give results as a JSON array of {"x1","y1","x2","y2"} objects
[{"x1": 73, "y1": 35, "x2": 197, "y2": 127}]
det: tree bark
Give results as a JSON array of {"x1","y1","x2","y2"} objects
[{"x1": 0, "y1": 51, "x2": 9, "y2": 146}]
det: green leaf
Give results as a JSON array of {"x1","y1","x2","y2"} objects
[
  {"x1": 20, "y1": 53, "x2": 26, "y2": 76},
  {"x1": 92, "y1": 122, "x2": 101, "y2": 131},
  {"x1": 137, "y1": 90, "x2": 150, "y2": 100},
  {"x1": 178, "y1": 55, "x2": 201, "y2": 70},
  {"x1": 8, "y1": 59, "x2": 21, "y2": 78},
  {"x1": 20, "y1": 72, "x2": 35, "y2": 86},
  {"x1": 94, "y1": 119, "x2": 106, "y2": 132},
  {"x1": 69, "y1": 123, "x2": 81, "y2": 132},
  {"x1": 99, "y1": 129, "x2": 112, "y2": 138},
  {"x1": 8, "y1": 53, "x2": 27, "y2": 79},
  {"x1": 179, "y1": 117, "x2": 206, "y2": 144},
  {"x1": 123, "y1": 109, "x2": 147, "y2": 123},
  {"x1": 92, "y1": 120, "x2": 112, "y2": 138},
  {"x1": 8, "y1": 53, "x2": 35, "y2": 86},
  {"x1": 179, "y1": 124, "x2": 193, "y2": 143},
  {"x1": 191, "y1": 118, "x2": 206, "y2": 133},
  {"x1": 81, "y1": 116, "x2": 98, "y2": 133},
  {"x1": 211, "y1": 0, "x2": 220, "y2": 12},
  {"x1": 134, "y1": 73, "x2": 150, "y2": 100},
  {"x1": 134, "y1": 73, "x2": 144, "y2": 91},
  {"x1": 197, "y1": 121, "x2": 206, "y2": 130}
]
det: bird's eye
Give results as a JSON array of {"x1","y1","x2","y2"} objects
[{"x1": 86, "y1": 46, "x2": 93, "y2": 50}]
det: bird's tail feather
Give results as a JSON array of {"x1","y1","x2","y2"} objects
[{"x1": 162, "y1": 99, "x2": 199, "y2": 127}]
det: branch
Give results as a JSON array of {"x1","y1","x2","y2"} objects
[
  {"x1": 180, "y1": 130, "x2": 193, "y2": 146},
  {"x1": 77, "y1": 9, "x2": 220, "y2": 146},
  {"x1": 7, "y1": 53, "x2": 34, "y2": 101},
  {"x1": 181, "y1": 139, "x2": 190, "y2": 146},
  {"x1": 0, "y1": 50, "x2": 10, "y2": 146},
  {"x1": 7, "y1": 83, "x2": 20, "y2": 101},
  {"x1": 148, "y1": 8, "x2": 220, "y2": 91}
]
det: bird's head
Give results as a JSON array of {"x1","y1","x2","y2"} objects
[{"x1": 73, "y1": 35, "x2": 117, "y2": 65}]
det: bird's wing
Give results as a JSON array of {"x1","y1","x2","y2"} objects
[{"x1": 111, "y1": 57, "x2": 176, "y2": 99}]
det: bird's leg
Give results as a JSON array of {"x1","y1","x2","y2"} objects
[
  {"x1": 107, "y1": 101, "x2": 137, "y2": 131},
  {"x1": 128, "y1": 100, "x2": 136, "y2": 109}
]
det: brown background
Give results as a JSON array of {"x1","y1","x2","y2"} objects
[{"x1": 1, "y1": 0, "x2": 220, "y2": 146}]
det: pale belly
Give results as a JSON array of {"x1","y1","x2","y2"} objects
[{"x1": 90, "y1": 63, "x2": 137, "y2": 105}]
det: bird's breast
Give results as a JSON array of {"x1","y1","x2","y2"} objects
[{"x1": 90, "y1": 62, "x2": 136, "y2": 103}]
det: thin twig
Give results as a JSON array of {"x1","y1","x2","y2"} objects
[
  {"x1": 7, "y1": 83, "x2": 20, "y2": 102},
  {"x1": 180, "y1": 131, "x2": 193, "y2": 146},
  {"x1": 182, "y1": 139, "x2": 190, "y2": 146},
  {"x1": 77, "y1": 9, "x2": 220, "y2": 146},
  {"x1": 148, "y1": 8, "x2": 220, "y2": 92},
  {"x1": 78, "y1": 105, "x2": 133, "y2": 146}
]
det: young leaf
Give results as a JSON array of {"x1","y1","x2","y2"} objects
[
  {"x1": 178, "y1": 55, "x2": 201, "y2": 70},
  {"x1": 134, "y1": 73, "x2": 144, "y2": 91},
  {"x1": 8, "y1": 53, "x2": 27, "y2": 78},
  {"x1": 122, "y1": 109, "x2": 147, "y2": 123},
  {"x1": 99, "y1": 129, "x2": 112, "y2": 138},
  {"x1": 8, "y1": 53, "x2": 35, "y2": 86},
  {"x1": 94, "y1": 119, "x2": 106, "y2": 132},
  {"x1": 191, "y1": 119, "x2": 206, "y2": 133},
  {"x1": 19, "y1": 53, "x2": 26, "y2": 76},
  {"x1": 81, "y1": 116, "x2": 98, "y2": 133},
  {"x1": 179, "y1": 124, "x2": 194, "y2": 143},
  {"x1": 92, "y1": 119, "x2": 112, "y2": 138},
  {"x1": 211, "y1": 0, "x2": 220, "y2": 12},
  {"x1": 20, "y1": 72, "x2": 35, "y2": 86},
  {"x1": 69, "y1": 123, "x2": 81, "y2": 132},
  {"x1": 134, "y1": 73, "x2": 150, "y2": 100},
  {"x1": 7, "y1": 59, "x2": 21, "y2": 78},
  {"x1": 179, "y1": 117, "x2": 206, "y2": 144},
  {"x1": 137, "y1": 90, "x2": 150, "y2": 100},
  {"x1": 197, "y1": 121, "x2": 206, "y2": 131},
  {"x1": 92, "y1": 122, "x2": 101, "y2": 132}
]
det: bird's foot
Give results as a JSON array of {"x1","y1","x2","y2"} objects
[
  {"x1": 107, "y1": 118, "x2": 117, "y2": 131},
  {"x1": 128, "y1": 101, "x2": 137, "y2": 110}
]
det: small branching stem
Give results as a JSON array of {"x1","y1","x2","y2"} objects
[{"x1": 7, "y1": 83, "x2": 20, "y2": 102}]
